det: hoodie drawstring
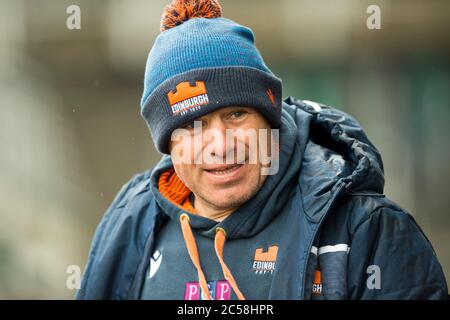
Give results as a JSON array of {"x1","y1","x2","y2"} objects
[
  {"x1": 179, "y1": 213, "x2": 211, "y2": 300},
  {"x1": 214, "y1": 227, "x2": 246, "y2": 300},
  {"x1": 179, "y1": 213, "x2": 246, "y2": 300}
]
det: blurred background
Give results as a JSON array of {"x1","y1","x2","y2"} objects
[{"x1": 0, "y1": 0, "x2": 449, "y2": 299}]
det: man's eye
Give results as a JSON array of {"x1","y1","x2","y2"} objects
[
  {"x1": 182, "y1": 120, "x2": 205, "y2": 130},
  {"x1": 182, "y1": 121, "x2": 195, "y2": 129},
  {"x1": 230, "y1": 111, "x2": 247, "y2": 119}
]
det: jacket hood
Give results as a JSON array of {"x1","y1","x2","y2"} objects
[
  {"x1": 283, "y1": 96, "x2": 385, "y2": 223},
  {"x1": 149, "y1": 96, "x2": 385, "y2": 237}
]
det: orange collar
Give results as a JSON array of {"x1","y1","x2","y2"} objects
[{"x1": 158, "y1": 168, "x2": 197, "y2": 214}]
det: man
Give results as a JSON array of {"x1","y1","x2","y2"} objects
[{"x1": 77, "y1": 0, "x2": 448, "y2": 299}]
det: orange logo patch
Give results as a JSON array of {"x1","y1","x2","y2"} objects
[
  {"x1": 266, "y1": 88, "x2": 275, "y2": 106},
  {"x1": 167, "y1": 81, "x2": 209, "y2": 115},
  {"x1": 312, "y1": 270, "x2": 322, "y2": 295},
  {"x1": 253, "y1": 245, "x2": 278, "y2": 274}
]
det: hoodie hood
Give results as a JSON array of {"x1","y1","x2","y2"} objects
[{"x1": 149, "y1": 96, "x2": 385, "y2": 237}]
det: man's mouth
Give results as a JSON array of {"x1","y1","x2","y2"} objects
[{"x1": 204, "y1": 164, "x2": 244, "y2": 175}]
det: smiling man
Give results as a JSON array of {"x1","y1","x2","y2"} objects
[
  {"x1": 77, "y1": 0, "x2": 448, "y2": 300},
  {"x1": 169, "y1": 106, "x2": 275, "y2": 222}
]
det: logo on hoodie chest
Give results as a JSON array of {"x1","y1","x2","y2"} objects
[
  {"x1": 252, "y1": 245, "x2": 278, "y2": 274},
  {"x1": 148, "y1": 249, "x2": 163, "y2": 279}
]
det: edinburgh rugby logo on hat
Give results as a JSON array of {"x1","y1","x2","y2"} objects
[{"x1": 167, "y1": 81, "x2": 209, "y2": 115}]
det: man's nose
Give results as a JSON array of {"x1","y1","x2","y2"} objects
[{"x1": 203, "y1": 119, "x2": 230, "y2": 159}]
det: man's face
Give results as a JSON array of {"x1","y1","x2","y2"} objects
[{"x1": 169, "y1": 106, "x2": 273, "y2": 211}]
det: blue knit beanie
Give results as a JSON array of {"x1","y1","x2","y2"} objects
[{"x1": 140, "y1": 0, "x2": 282, "y2": 154}]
